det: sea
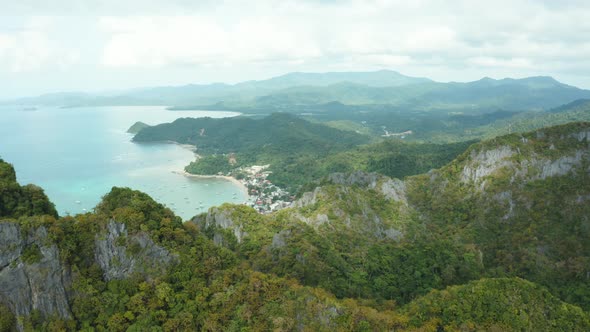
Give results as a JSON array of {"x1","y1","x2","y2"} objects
[{"x1": 0, "y1": 105, "x2": 247, "y2": 220}]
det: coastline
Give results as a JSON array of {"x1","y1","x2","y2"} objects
[
  {"x1": 167, "y1": 141, "x2": 249, "y2": 198},
  {"x1": 174, "y1": 170, "x2": 249, "y2": 198}
]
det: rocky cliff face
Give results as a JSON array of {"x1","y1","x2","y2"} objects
[
  {"x1": 192, "y1": 207, "x2": 248, "y2": 245},
  {"x1": 0, "y1": 218, "x2": 177, "y2": 330},
  {"x1": 460, "y1": 126, "x2": 590, "y2": 190},
  {"x1": 295, "y1": 171, "x2": 408, "y2": 208},
  {"x1": 0, "y1": 222, "x2": 71, "y2": 330},
  {"x1": 94, "y1": 220, "x2": 176, "y2": 281},
  {"x1": 290, "y1": 171, "x2": 409, "y2": 241}
]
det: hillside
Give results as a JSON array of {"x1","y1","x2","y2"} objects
[
  {"x1": 2, "y1": 121, "x2": 590, "y2": 331},
  {"x1": 405, "y1": 122, "x2": 590, "y2": 307},
  {"x1": 190, "y1": 122, "x2": 590, "y2": 311},
  {"x1": 133, "y1": 113, "x2": 371, "y2": 189},
  {"x1": 133, "y1": 113, "x2": 478, "y2": 191},
  {"x1": 0, "y1": 158, "x2": 57, "y2": 219},
  {"x1": 303, "y1": 96, "x2": 590, "y2": 144}
]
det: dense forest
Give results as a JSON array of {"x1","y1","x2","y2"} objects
[{"x1": 1, "y1": 122, "x2": 590, "y2": 330}]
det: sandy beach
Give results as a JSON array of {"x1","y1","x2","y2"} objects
[{"x1": 174, "y1": 170, "x2": 249, "y2": 197}]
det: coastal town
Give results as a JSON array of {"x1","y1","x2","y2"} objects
[{"x1": 231, "y1": 165, "x2": 294, "y2": 214}]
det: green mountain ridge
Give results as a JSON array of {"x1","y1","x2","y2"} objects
[{"x1": 4, "y1": 71, "x2": 590, "y2": 113}]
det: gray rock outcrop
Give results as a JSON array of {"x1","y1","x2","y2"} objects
[
  {"x1": 327, "y1": 171, "x2": 382, "y2": 188},
  {"x1": 380, "y1": 178, "x2": 408, "y2": 204},
  {"x1": 461, "y1": 146, "x2": 515, "y2": 183},
  {"x1": 94, "y1": 220, "x2": 176, "y2": 281},
  {"x1": 0, "y1": 222, "x2": 71, "y2": 330},
  {"x1": 192, "y1": 207, "x2": 247, "y2": 245}
]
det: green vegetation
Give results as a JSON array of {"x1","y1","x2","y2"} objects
[
  {"x1": 318, "y1": 139, "x2": 474, "y2": 180},
  {"x1": 134, "y1": 113, "x2": 474, "y2": 191},
  {"x1": 301, "y1": 98, "x2": 590, "y2": 144},
  {"x1": 405, "y1": 278, "x2": 590, "y2": 331},
  {"x1": 21, "y1": 243, "x2": 43, "y2": 264},
  {"x1": 134, "y1": 113, "x2": 370, "y2": 190},
  {"x1": 0, "y1": 158, "x2": 57, "y2": 219},
  {"x1": 0, "y1": 302, "x2": 16, "y2": 332},
  {"x1": 2, "y1": 122, "x2": 590, "y2": 330},
  {"x1": 133, "y1": 99, "x2": 589, "y2": 197}
]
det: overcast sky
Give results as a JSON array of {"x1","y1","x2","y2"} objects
[{"x1": 1, "y1": 0, "x2": 590, "y2": 98}]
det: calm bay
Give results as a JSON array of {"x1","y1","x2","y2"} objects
[{"x1": 0, "y1": 105, "x2": 246, "y2": 220}]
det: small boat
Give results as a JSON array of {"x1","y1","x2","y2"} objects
[{"x1": 75, "y1": 200, "x2": 81, "y2": 204}]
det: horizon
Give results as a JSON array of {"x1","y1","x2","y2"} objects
[
  {"x1": 2, "y1": 0, "x2": 590, "y2": 99},
  {"x1": 2, "y1": 69, "x2": 587, "y2": 101}
]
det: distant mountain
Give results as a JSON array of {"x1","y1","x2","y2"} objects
[
  {"x1": 237, "y1": 69, "x2": 432, "y2": 89},
  {"x1": 1, "y1": 70, "x2": 430, "y2": 108},
  {"x1": 549, "y1": 98, "x2": 590, "y2": 113},
  {"x1": 252, "y1": 76, "x2": 590, "y2": 111},
  {"x1": 411, "y1": 76, "x2": 590, "y2": 111},
  {"x1": 6, "y1": 70, "x2": 589, "y2": 112}
]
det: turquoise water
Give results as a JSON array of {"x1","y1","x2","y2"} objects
[{"x1": 0, "y1": 106, "x2": 247, "y2": 220}]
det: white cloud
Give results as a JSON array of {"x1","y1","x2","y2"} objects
[
  {"x1": 468, "y1": 57, "x2": 532, "y2": 69},
  {"x1": 0, "y1": 19, "x2": 52, "y2": 72},
  {"x1": 100, "y1": 16, "x2": 323, "y2": 68},
  {"x1": 2, "y1": 0, "x2": 590, "y2": 96}
]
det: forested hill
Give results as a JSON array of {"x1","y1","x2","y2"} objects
[
  {"x1": 132, "y1": 113, "x2": 474, "y2": 190},
  {"x1": 1, "y1": 122, "x2": 590, "y2": 330},
  {"x1": 133, "y1": 113, "x2": 371, "y2": 189},
  {"x1": 133, "y1": 113, "x2": 367, "y2": 154},
  {"x1": 0, "y1": 158, "x2": 57, "y2": 218}
]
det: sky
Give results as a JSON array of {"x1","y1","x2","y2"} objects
[{"x1": 1, "y1": 0, "x2": 590, "y2": 98}]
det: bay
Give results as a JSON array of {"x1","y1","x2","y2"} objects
[{"x1": 0, "y1": 105, "x2": 247, "y2": 220}]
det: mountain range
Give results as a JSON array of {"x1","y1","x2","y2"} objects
[{"x1": 5, "y1": 70, "x2": 590, "y2": 113}]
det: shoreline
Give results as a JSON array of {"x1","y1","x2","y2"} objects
[{"x1": 174, "y1": 170, "x2": 250, "y2": 198}]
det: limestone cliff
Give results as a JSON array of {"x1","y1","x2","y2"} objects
[
  {"x1": 0, "y1": 219, "x2": 176, "y2": 330},
  {"x1": 192, "y1": 206, "x2": 249, "y2": 246},
  {"x1": 0, "y1": 222, "x2": 71, "y2": 330},
  {"x1": 94, "y1": 220, "x2": 177, "y2": 281}
]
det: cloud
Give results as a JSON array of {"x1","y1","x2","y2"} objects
[
  {"x1": 0, "y1": 17, "x2": 55, "y2": 72},
  {"x1": 2, "y1": 0, "x2": 590, "y2": 96},
  {"x1": 100, "y1": 15, "x2": 323, "y2": 68}
]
